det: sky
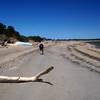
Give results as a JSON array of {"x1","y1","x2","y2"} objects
[{"x1": 0, "y1": 0, "x2": 100, "y2": 39}]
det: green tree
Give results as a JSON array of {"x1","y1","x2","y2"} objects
[
  {"x1": 0, "y1": 22, "x2": 6, "y2": 34},
  {"x1": 6, "y1": 26, "x2": 16, "y2": 37}
]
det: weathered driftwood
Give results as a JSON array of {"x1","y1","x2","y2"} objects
[{"x1": 0, "y1": 66, "x2": 54, "y2": 85}]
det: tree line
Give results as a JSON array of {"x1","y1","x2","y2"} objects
[{"x1": 0, "y1": 22, "x2": 44, "y2": 43}]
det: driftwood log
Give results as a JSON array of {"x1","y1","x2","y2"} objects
[{"x1": 0, "y1": 66, "x2": 54, "y2": 85}]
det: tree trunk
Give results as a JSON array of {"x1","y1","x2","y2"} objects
[{"x1": 0, "y1": 66, "x2": 54, "y2": 84}]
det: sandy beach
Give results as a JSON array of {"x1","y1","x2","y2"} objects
[
  {"x1": 0, "y1": 45, "x2": 37, "y2": 73},
  {"x1": 0, "y1": 41, "x2": 100, "y2": 100},
  {"x1": 0, "y1": 41, "x2": 100, "y2": 73},
  {"x1": 64, "y1": 41, "x2": 100, "y2": 73},
  {"x1": 0, "y1": 41, "x2": 55, "y2": 73}
]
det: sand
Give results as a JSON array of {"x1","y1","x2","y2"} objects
[
  {"x1": 0, "y1": 41, "x2": 100, "y2": 73},
  {"x1": 64, "y1": 41, "x2": 100, "y2": 73}
]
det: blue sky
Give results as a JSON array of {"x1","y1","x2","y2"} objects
[{"x1": 0, "y1": 0, "x2": 100, "y2": 39}]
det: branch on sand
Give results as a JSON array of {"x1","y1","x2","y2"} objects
[{"x1": 0, "y1": 66, "x2": 54, "y2": 85}]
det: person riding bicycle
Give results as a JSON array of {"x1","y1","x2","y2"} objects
[{"x1": 39, "y1": 43, "x2": 44, "y2": 55}]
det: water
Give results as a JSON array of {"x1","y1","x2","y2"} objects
[{"x1": 90, "y1": 41, "x2": 100, "y2": 48}]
